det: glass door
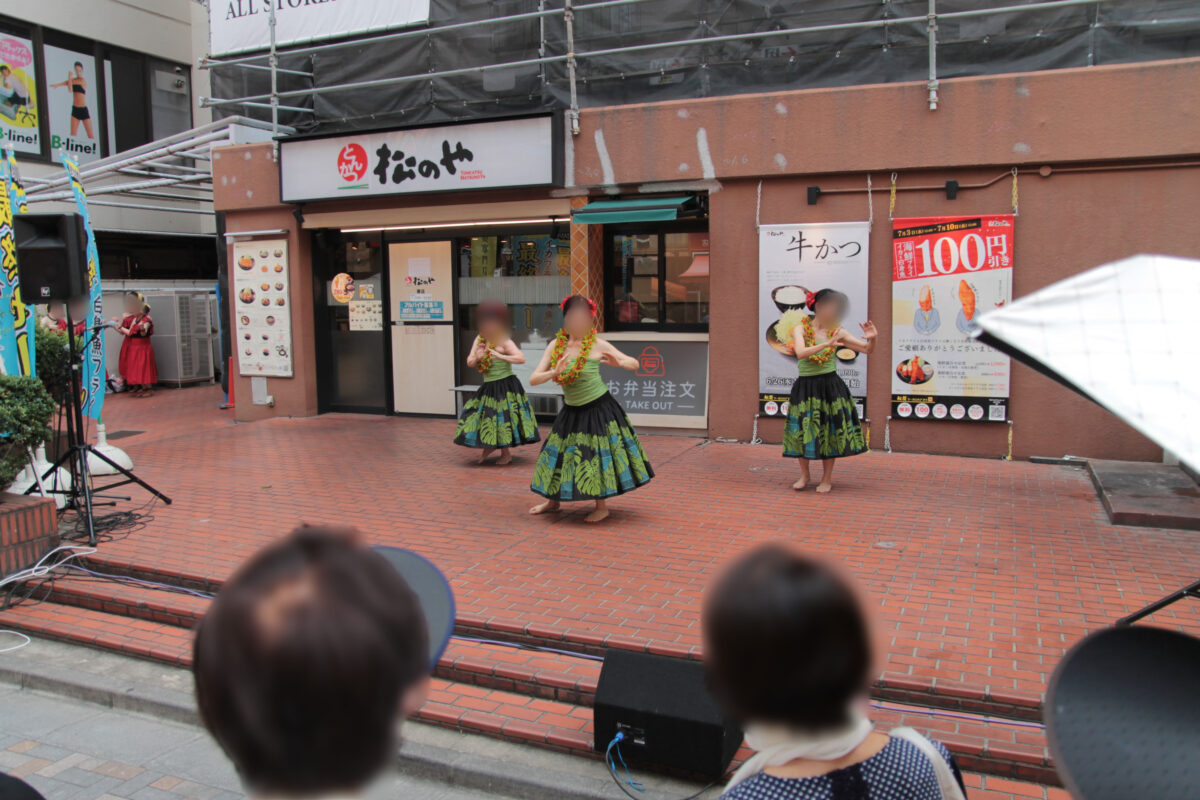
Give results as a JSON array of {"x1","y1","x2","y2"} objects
[
  {"x1": 388, "y1": 240, "x2": 457, "y2": 415},
  {"x1": 313, "y1": 232, "x2": 389, "y2": 413}
]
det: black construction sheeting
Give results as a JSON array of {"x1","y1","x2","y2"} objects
[{"x1": 209, "y1": 0, "x2": 1200, "y2": 132}]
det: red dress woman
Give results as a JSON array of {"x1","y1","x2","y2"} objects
[{"x1": 114, "y1": 292, "x2": 157, "y2": 397}]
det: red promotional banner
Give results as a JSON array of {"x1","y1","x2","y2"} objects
[{"x1": 891, "y1": 215, "x2": 1014, "y2": 422}]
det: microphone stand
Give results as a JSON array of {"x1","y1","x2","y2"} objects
[{"x1": 32, "y1": 309, "x2": 172, "y2": 546}]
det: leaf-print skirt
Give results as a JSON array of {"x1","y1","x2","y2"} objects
[
  {"x1": 530, "y1": 392, "x2": 654, "y2": 501},
  {"x1": 782, "y1": 372, "x2": 868, "y2": 460},
  {"x1": 454, "y1": 375, "x2": 541, "y2": 449}
]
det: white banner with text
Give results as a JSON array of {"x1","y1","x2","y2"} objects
[{"x1": 210, "y1": 0, "x2": 431, "y2": 57}]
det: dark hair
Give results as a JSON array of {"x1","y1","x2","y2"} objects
[
  {"x1": 0, "y1": 65, "x2": 10, "y2": 73},
  {"x1": 809, "y1": 288, "x2": 848, "y2": 313},
  {"x1": 193, "y1": 526, "x2": 429, "y2": 796},
  {"x1": 74, "y1": 62, "x2": 83, "y2": 70},
  {"x1": 561, "y1": 295, "x2": 595, "y2": 316},
  {"x1": 476, "y1": 299, "x2": 510, "y2": 327},
  {"x1": 703, "y1": 544, "x2": 871, "y2": 730}
]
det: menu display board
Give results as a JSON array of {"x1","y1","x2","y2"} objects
[
  {"x1": 891, "y1": 215, "x2": 1013, "y2": 421},
  {"x1": 758, "y1": 222, "x2": 870, "y2": 418},
  {"x1": 233, "y1": 239, "x2": 293, "y2": 377}
]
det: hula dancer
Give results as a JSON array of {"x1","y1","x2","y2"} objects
[
  {"x1": 454, "y1": 300, "x2": 540, "y2": 464},
  {"x1": 529, "y1": 295, "x2": 653, "y2": 523},
  {"x1": 777, "y1": 289, "x2": 876, "y2": 493}
]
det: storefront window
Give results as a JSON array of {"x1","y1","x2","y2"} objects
[
  {"x1": 456, "y1": 231, "x2": 571, "y2": 389},
  {"x1": 606, "y1": 227, "x2": 709, "y2": 331}
]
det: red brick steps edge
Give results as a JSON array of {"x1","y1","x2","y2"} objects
[
  {"x1": 0, "y1": 599, "x2": 1057, "y2": 786},
  {"x1": 67, "y1": 557, "x2": 1049, "y2": 722}
]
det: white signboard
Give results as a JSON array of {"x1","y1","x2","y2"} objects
[
  {"x1": 43, "y1": 45, "x2": 101, "y2": 164},
  {"x1": 280, "y1": 116, "x2": 558, "y2": 202},
  {"x1": 758, "y1": 222, "x2": 871, "y2": 418},
  {"x1": 233, "y1": 239, "x2": 294, "y2": 377},
  {"x1": 210, "y1": 0, "x2": 430, "y2": 57}
]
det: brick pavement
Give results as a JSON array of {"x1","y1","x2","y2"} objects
[
  {"x1": 83, "y1": 386, "x2": 1200, "y2": 696},
  {"x1": 3, "y1": 385, "x2": 1198, "y2": 797}
]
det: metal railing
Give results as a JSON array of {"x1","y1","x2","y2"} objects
[{"x1": 199, "y1": 0, "x2": 1127, "y2": 137}]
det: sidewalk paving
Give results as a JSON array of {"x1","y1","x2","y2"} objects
[
  {"x1": 85, "y1": 385, "x2": 1200, "y2": 701},
  {"x1": 0, "y1": 684, "x2": 511, "y2": 800}
]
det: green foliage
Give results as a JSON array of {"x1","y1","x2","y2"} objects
[
  {"x1": 0, "y1": 375, "x2": 56, "y2": 489},
  {"x1": 35, "y1": 325, "x2": 78, "y2": 401}
]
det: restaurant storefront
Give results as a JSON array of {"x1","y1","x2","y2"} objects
[{"x1": 213, "y1": 113, "x2": 711, "y2": 430}]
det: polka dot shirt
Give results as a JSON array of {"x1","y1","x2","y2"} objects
[{"x1": 721, "y1": 737, "x2": 964, "y2": 800}]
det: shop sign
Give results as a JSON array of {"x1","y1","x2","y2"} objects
[
  {"x1": 233, "y1": 239, "x2": 294, "y2": 377},
  {"x1": 43, "y1": 44, "x2": 100, "y2": 164},
  {"x1": 280, "y1": 116, "x2": 559, "y2": 202},
  {"x1": 210, "y1": 0, "x2": 430, "y2": 57},
  {"x1": 0, "y1": 35, "x2": 40, "y2": 156},
  {"x1": 890, "y1": 215, "x2": 1013, "y2": 421},
  {"x1": 758, "y1": 222, "x2": 870, "y2": 418},
  {"x1": 600, "y1": 340, "x2": 707, "y2": 418}
]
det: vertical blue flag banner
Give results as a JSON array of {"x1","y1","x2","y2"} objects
[
  {"x1": 0, "y1": 145, "x2": 34, "y2": 377},
  {"x1": 62, "y1": 153, "x2": 104, "y2": 419}
]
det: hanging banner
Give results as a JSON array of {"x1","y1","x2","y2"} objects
[
  {"x1": 758, "y1": 222, "x2": 870, "y2": 418},
  {"x1": 43, "y1": 44, "x2": 101, "y2": 164},
  {"x1": 210, "y1": 0, "x2": 430, "y2": 57},
  {"x1": 0, "y1": 145, "x2": 33, "y2": 377},
  {"x1": 0, "y1": 34, "x2": 41, "y2": 156},
  {"x1": 62, "y1": 154, "x2": 104, "y2": 418},
  {"x1": 233, "y1": 239, "x2": 293, "y2": 377},
  {"x1": 891, "y1": 215, "x2": 1013, "y2": 422}
]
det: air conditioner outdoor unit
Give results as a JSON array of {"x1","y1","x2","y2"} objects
[{"x1": 141, "y1": 291, "x2": 216, "y2": 386}]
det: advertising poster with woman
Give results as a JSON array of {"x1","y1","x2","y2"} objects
[
  {"x1": 891, "y1": 215, "x2": 1013, "y2": 422},
  {"x1": 758, "y1": 222, "x2": 870, "y2": 418},
  {"x1": 43, "y1": 44, "x2": 100, "y2": 164},
  {"x1": 0, "y1": 34, "x2": 40, "y2": 155}
]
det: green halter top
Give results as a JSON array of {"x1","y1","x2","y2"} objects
[
  {"x1": 561, "y1": 357, "x2": 608, "y2": 406},
  {"x1": 481, "y1": 354, "x2": 513, "y2": 382}
]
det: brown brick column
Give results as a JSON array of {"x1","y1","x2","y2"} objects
[{"x1": 568, "y1": 196, "x2": 606, "y2": 329}]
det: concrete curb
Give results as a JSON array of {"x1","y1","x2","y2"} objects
[{"x1": 0, "y1": 637, "x2": 709, "y2": 800}]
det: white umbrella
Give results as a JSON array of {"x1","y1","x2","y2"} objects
[{"x1": 973, "y1": 254, "x2": 1200, "y2": 472}]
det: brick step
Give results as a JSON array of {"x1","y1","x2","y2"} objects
[
  {"x1": 45, "y1": 572, "x2": 209, "y2": 628},
  {"x1": 72, "y1": 558, "x2": 1047, "y2": 722},
  {"x1": 0, "y1": 596, "x2": 193, "y2": 665},
  {"x1": 0, "y1": 597, "x2": 1056, "y2": 786}
]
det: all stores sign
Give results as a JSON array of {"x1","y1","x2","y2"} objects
[
  {"x1": 279, "y1": 116, "x2": 560, "y2": 203},
  {"x1": 210, "y1": 0, "x2": 430, "y2": 57}
]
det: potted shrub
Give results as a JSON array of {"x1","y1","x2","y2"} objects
[{"x1": 0, "y1": 375, "x2": 56, "y2": 495}]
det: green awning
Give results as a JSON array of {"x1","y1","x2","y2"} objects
[{"x1": 571, "y1": 196, "x2": 694, "y2": 224}]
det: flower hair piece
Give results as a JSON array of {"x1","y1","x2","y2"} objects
[
  {"x1": 560, "y1": 295, "x2": 597, "y2": 317},
  {"x1": 805, "y1": 290, "x2": 817, "y2": 309}
]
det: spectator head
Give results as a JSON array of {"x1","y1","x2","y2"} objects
[
  {"x1": 193, "y1": 526, "x2": 431, "y2": 797},
  {"x1": 702, "y1": 543, "x2": 872, "y2": 731}
]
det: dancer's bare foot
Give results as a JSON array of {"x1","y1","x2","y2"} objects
[
  {"x1": 793, "y1": 465, "x2": 811, "y2": 490},
  {"x1": 792, "y1": 476, "x2": 808, "y2": 490},
  {"x1": 479, "y1": 448, "x2": 495, "y2": 464},
  {"x1": 815, "y1": 482, "x2": 833, "y2": 494},
  {"x1": 496, "y1": 449, "x2": 512, "y2": 465},
  {"x1": 585, "y1": 501, "x2": 610, "y2": 523},
  {"x1": 530, "y1": 499, "x2": 559, "y2": 515}
]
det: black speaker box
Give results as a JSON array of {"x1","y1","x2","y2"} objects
[
  {"x1": 593, "y1": 648, "x2": 742, "y2": 779},
  {"x1": 13, "y1": 213, "x2": 88, "y2": 302}
]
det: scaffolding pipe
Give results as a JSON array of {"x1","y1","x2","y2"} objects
[
  {"x1": 565, "y1": 0, "x2": 580, "y2": 135},
  {"x1": 268, "y1": 0, "x2": 280, "y2": 141},
  {"x1": 29, "y1": 173, "x2": 213, "y2": 202},
  {"x1": 27, "y1": 132, "x2": 232, "y2": 193},
  {"x1": 200, "y1": 0, "x2": 1109, "y2": 111},
  {"x1": 927, "y1": 0, "x2": 940, "y2": 111},
  {"x1": 23, "y1": 197, "x2": 214, "y2": 215}
]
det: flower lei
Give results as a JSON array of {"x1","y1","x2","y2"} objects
[
  {"x1": 475, "y1": 336, "x2": 493, "y2": 374},
  {"x1": 802, "y1": 316, "x2": 838, "y2": 365},
  {"x1": 550, "y1": 328, "x2": 596, "y2": 386}
]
